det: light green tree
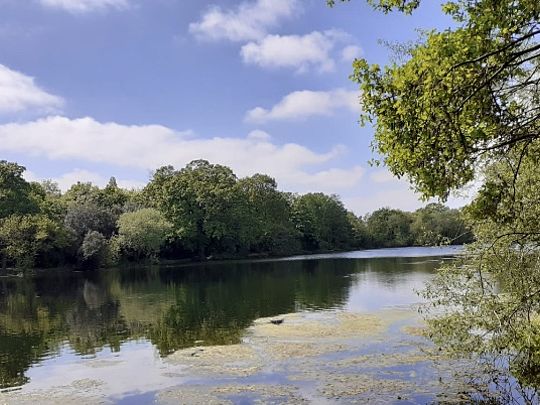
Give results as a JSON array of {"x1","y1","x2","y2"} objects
[
  {"x1": 116, "y1": 208, "x2": 172, "y2": 261},
  {"x1": 0, "y1": 214, "x2": 66, "y2": 271},
  {"x1": 411, "y1": 203, "x2": 471, "y2": 246}
]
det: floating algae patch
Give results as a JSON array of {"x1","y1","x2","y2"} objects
[
  {"x1": 213, "y1": 384, "x2": 308, "y2": 404},
  {"x1": 165, "y1": 344, "x2": 262, "y2": 377},
  {"x1": 158, "y1": 384, "x2": 308, "y2": 405},
  {"x1": 248, "y1": 311, "x2": 384, "y2": 341},
  {"x1": 0, "y1": 389, "x2": 111, "y2": 405},
  {"x1": 318, "y1": 373, "x2": 414, "y2": 402},
  {"x1": 333, "y1": 351, "x2": 433, "y2": 369},
  {"x1": 402, "y1": 325, "x2": 426, "y2": 337},
  {"x1": 263, "y1": 341, "x2": 348, "y2": 361},
  {"x1": 163, "y1": 310, "x2": 412, "y2": 378},
  {"x1": 168, "y1": 344, "x2": 257, "y2": 363},
  {"x1": 157, "y1": 386, "x2": 232, "y2": 405},
  {"x1": 288, "y1": 369, "x2": 415, "y2": 402},
  {"x1": 160, "y1": 308, "x2": 484, "y2": 403}
]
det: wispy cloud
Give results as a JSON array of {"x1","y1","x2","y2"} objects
[
  {"x1": 189, "y1": 0, "x2": 299, "y2": 42},
  {"x1": 341, "y1": 45, "x2": 363, "y2": 62},
  {"x1": 0, "y1": 64, "x2": 63, "y2": 115},
  {"x1": 39, "y1": 0, "x2": 129, "y2": 13}
]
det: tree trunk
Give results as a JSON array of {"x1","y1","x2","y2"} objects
[
  {"x1": 198, "y1": 241, "x2": 205, "y2": 261},
  {"x1": 1, "y1": 254, "x2": 6, "y2": 276},
  {"x1": 196, "y1": 219, "x2": 206, "y2": 261}
]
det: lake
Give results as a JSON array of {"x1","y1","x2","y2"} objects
[{"x1": 0, "y1": 246, "x2": 483, "y2": 404}]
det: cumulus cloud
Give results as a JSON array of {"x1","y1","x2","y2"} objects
[
  {"x1": 39, "y1": 0, "x2": 129, "y2": 13},
  {"x1": 241, "y1": 30, "x2": 344, "y2": 73},
  {"x1": 0, "y1": 116, "x2": 363, "y2": 194},
  {"x1": 0, "y1": 64, "x2": 63, "y2": 115},
  {"x1": 245, "y1": 88, "x2": 359, "y2": 123},
  {"x1": 189, "y1": 0, "x2": 299, "y2": 42},
  {"x1": 341, "y1": 45, "x2": 363, "y2": 62}
]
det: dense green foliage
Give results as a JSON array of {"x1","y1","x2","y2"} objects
[
  {"x1": 0, "y1": 159, "x2": 469, "y2": 271},
  {"x1": 339, "y1": 0, "x2": 540, "y2": 394}
]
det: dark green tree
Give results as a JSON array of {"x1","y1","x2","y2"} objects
[
  {"x1": 144, "y1": 160, "x2": 241, "y2": 259},
  {"x1": 366, "y1": 208, "x2": 413, "y2": 248},
  {"x1": 236, "y1": 174, "x2": 300, "y2": 255},
  {"x1": 292, "y1": 193, "x2": 354, "y2": 251}
]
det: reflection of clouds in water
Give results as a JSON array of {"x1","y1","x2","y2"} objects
[
  {"x1": 275, "y1": 245, "x2": 463, "y2": 262},
  {"x1": 24, "y1": 341, "x2": 187, "y2": 399}
]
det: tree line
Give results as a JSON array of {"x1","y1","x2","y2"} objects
[{"x1": 0, "y1": 159, "x2": 472, "y2": 271}]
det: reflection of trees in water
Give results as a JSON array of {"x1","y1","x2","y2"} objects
[
  {"x1": 294, "y1": 260, "x2": 352, "y2": 310},
  {"x1": 65, "y1": 281, "x2": 129, "y2": 355},
  {"x1": 141, "y1": 260, "x2": 355, "y2": 354},
  {"x1": 0, "y1": 275, "x2": 125, "y2": 389},
  {"x1": 0, "y1": 257, "x2": 446, "y2": 389},
  {"x1": 0, "y1": 277, "x2": 65, "y2": 389},
  {"x1": 359, "y1": 257, "x2": 446, "y2": 286}
]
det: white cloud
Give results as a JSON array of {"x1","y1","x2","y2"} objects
[
  {"x1": 343, "y1": 187, "x2": 425, "y2": 216},
  {"x1": 369, "y1": 169, "x2": 397, "y2": 184},
  {"x1": 344, "y1": 170, "x2": 475, "y2": 216},
  {"x1": 245, "y1": 88, "x2": 359, "y2": 123},
  {"x1": 287, "y1": 166, "x2": 364, "y2": 192},
  {"x1": 25, "y1": 169, "x2": 145, "y2": 191},
  {"x1": 241, "y1": 30, "x2": 343, "y2": 73},
  {"x1": 189, "y1": 0, "x2": 299, "y2": 42},
  {"x1": 39, "y1": 0, "x2": 129, "y2": 13},
  {"x1": 341, "y1": 45, "x2": 363, "y2": 62},
  {"x1": 0, "y1": 64, "x2": 63, "y2": 115},
  {"x1": 0, "y1": 116, "x2": 363, "y2": 194},
  {"x1": 246, "y1": 129, "x2": 271, "y2": 141}
]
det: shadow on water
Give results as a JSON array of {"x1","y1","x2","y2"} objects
[{"x1": 0, "y1": 247, "x2": 452, "y2": 392}]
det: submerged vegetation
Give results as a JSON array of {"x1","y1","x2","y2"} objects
[{"x1": 0, "y1": 159, "x2": 471, "y2": 271}]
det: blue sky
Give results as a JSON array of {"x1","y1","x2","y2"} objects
[{"x1": 0, "y1": 0, "x2": 465, "y2": 214}]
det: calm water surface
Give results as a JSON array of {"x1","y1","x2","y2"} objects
[{"x1": 0, "y1": 246, "x2": 462, "y2": 402}]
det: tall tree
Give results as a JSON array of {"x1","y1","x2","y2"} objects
[
  {"x1": 236, "y1": 174, "x2": 299, "y2": 255},
  {"x1": 366, "y1": 208, "x2": 413, "y2": 247},
  {"x1": 292, "y1": 193, "x2": 354, "y2": 251},
  {"x1": 0, "y1": 161, "x2": 38, "y2": 218},
  {"x1": 144, "y1": 160, "x2": 240, "y2": 259},
  {"x1": 348, "y1": 0, "x2": 540, "y2": 199}
]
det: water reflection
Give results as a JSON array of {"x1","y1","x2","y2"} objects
[{"x1": 0, "y1": 247, "x2": 454, "y2": 391}]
